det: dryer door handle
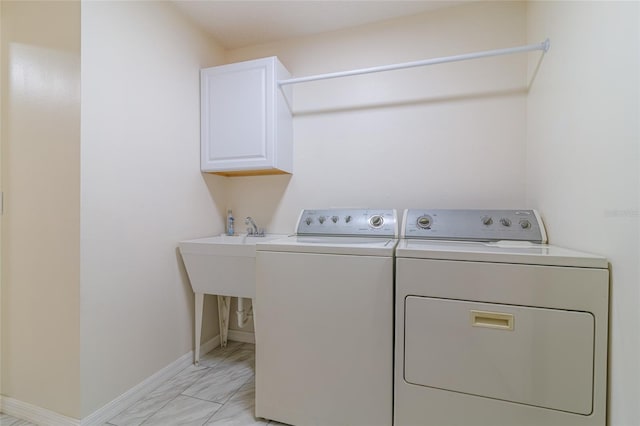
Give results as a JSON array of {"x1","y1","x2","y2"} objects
[{"x1": 470, "y1": 310, "x2": 514, "y2": 331}]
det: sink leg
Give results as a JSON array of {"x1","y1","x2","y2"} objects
[
  {"x1": 251, "y1": 297, "x2": 257, "y2": 331},
  {"x1": 217, "y1": 295, "x2": 231, "y2": 348},
  {"x1": 194, "y1": 292, "x2": 204, "y2": 366}
]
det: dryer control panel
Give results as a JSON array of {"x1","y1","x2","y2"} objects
[
  {"x1": 297, "y1": 209, "x2": 398, "y2": 237},
  {"x1": 402, "y1": 209, "x2": 547, "y2": 243}
]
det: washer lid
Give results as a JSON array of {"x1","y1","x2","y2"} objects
[
  {"x1": 396, "y1": 239, "x2": 608, "y2": 268},
  {"x1": 256, "y1": 235, "x2": 398, "y2": 256}
]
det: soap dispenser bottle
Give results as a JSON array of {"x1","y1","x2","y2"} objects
[{"x1": 227, "y1": 209, "x2": 235, "y2": 236}]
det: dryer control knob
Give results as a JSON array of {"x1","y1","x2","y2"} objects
[
  {"x1": 520, "y1": 219, "x2": 531, "y2": 229},
  {"x1": 481, "y1": 216, "x2": 493, "y2": 226},
  {"x1": 345, "y1": 215, "x2": 352, "y2": 223},
  {"x1": 305, "y1": 217, "x2": 313, "y2": 225},
  {"x1": 369, "y1": 215, "x2": 384, "y2": 228},
  {"x1": 331, "y1": 216, "x2": 339, "y2": 223},
  {"x1": 417, "y1": 215, "x2": 433, "y2": 229},
  {"x1": 318, "y1": 216, "x2": 326, "y2": 224},
  {"x1": 500, "y1": 218, "x2": 512, "y2": 227}
]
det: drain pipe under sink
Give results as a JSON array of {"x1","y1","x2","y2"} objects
[{"x1": 236, "y1": 297, "x2": 253, "y2": 328}]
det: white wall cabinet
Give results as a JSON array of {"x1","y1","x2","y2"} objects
[{"x1": 201, "y1": 57, "x2": 293, "y2": 176}]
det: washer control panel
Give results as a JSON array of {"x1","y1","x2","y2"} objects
[
  {"x1": 297, "y1": 209, "x2": 398, "y2": 237},
  {"x1": 403, "y1": 209, "x2": 546, "y2": 243}
]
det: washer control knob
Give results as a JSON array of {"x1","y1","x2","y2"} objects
[
  {"x1": 369, "y1": 215, "x2": 384, "y2": 228},
  {"x1": 331, "y1": 216, "x2": 339, "y2": 223},
  {"x1": 481, "y1": 216, "x2": 493, "y2": 226},
  {"x1": 345, "y1": 215, "x2": 352, "y2": 223},
  {"x1": 417, "y1": 215, "x2": 433, "y2": 229},
  {"x1": 520, "y1": 219, "x2": 531, "y2": 229},
  {"x1": 318, "y1": 216, "x2": 326, "y2": 224},
  {"x1": 305, "y1": 217, "x2": 313, "y2": 225},
  {"x1": 500, "y1": 218, "x2": 512, "y2": 227}
]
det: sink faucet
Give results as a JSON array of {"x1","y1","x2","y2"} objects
[{"x1": 245, "y1": 217, "x2": 264, "y2": 236}]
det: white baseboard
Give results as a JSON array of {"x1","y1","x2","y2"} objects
[
  {"x1": 81, "y1": 335, "x2": 220, "y2": 426},
  {"x1": 0, "y1": 395, "x2": 80, "y2": 426},
  {"x1": 228, "y1": 329, "x2": 255, "y2": 344},
  {"x1": 0, "y1": 334, "x2": 247, "y2": 426},
  {"x1": 200, "y1": 334, "x2": 222, "y2": 354}
]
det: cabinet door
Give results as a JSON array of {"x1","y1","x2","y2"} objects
[{"x1": 201, "y1": 57, "x2": 289, "y2": 175}]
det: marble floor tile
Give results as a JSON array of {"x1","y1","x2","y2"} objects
[
  {"x1": 205, "y1": 378, "x2": 265, "y2": 426},
  {"x1": 198, "y1": 341, "x2": 245, "y2": 369},
  {"x1": 4, "y1": 343, "x2": 265, "y2": 426},
  {"x1": 140, "y1": 395, "x2": 222, "y2": 426},
  {"x1": 105, "y1": 341, "x2": 261, "y2": 426},
  {"x1": 148, "y1": 364, "x2": 210, "y2": 399},
  {"x1": 108, "y1": 364, "x2": 210, "y2": 426},
  {"x1": 181, "y1": 362, "x2": 254, "y2": 404},
  {"x1": 214, "y1": 345, "x2": 255, "y2": 374},
  {"x1": 0, "y1": 413, "x2": 37, "y2": 426}
]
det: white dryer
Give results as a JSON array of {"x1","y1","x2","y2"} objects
[
  {"x1": 255, "y1": 209, "x2": 398, "y2": 426},
  {"x1": 395, "y1": 209, "x2": 609, "y2": 426}
]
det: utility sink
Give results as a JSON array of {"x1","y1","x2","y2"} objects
[
  {"x1": 179, "y1": 234, "x2": 287, "y2": 298},
  {"x1": 179, "y1": 233, "x2": 288, "y2": 364}
]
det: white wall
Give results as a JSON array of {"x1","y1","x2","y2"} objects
[
  {"x1": 0, "y1": 0, "x2": 4, "y2": 399},
  {"x1": 80, "y1": 1, "x2": 226, "y2": 416},
  {"x1": 1, "y1": 0, "x2": 81, "y2": 418},
  {"x1": 5, "y1": 1, "x2": 635, "y2": 423},
  {"x1": 218, "y1": 1, "x2": 530, "y2": 339},
  {"x1": 527, "y1": 2, "x2": 640, "y2": 425},
  {"x1": 224, "y1": 2, "x2": 529, "y2": 235}
]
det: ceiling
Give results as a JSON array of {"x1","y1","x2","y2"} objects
[{"x1": 171, "y1": 1, "x2": 470, "y2": 50}]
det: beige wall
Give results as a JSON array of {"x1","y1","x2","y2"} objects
[
  {"x1": 3, "y1": 1, "x2": 637, "y2": 423},
  {"x1": 224, "y1": 1, "x2": 528, "y2": 235},
  {"x1": 220, "y1": 0, "x2": 528, "y2": 347},
  {"x1": 78, "y1": 2, "x2": 531, "y2": 413},
  {"x1": 80, "y1": 1, "x2": 226, "y2": 416},
  {"x1": 527, "y1": 2, "x2": 640, "y2": 425},
  {"x1": 0, "y1": 0, "x2": 3, "y2": 397},
  {"x1": 1, "y1": 0, "x2": 81, "y2": 418}
]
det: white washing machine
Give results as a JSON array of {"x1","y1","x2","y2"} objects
[
  {"x1": 255, "y1": 209, "x2": 398, "y2": 426},
  {"x1": 395, "y1": 209, "x2": 609, "y2": 426}
]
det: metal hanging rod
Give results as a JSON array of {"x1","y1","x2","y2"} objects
[{"x1": 278, "y1": 38, "x2": 550, "y2": 86}]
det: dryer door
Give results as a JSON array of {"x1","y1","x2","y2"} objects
[{"x1": 404, "y1": 297, "x2": 594, "y2": 415}]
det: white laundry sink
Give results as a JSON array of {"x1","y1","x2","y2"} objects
[
  {"x1": 179, "y1": 233, "x2": 288, "y2": 364},
  {"x1": 179, "y1": 233, "x2": 287, "y2": 298}
]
